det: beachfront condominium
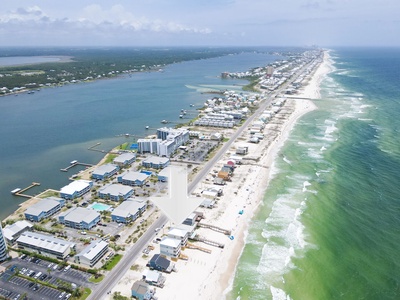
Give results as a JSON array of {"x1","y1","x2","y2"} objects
[{"x1": 0, "y1": 223, "x2": 9, "y2": 262}]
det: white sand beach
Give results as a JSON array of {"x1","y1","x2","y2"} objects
[{"x1": 108, "y1": 52, "x2": 332, "y2": 300}]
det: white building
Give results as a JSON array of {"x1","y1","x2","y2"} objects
[
  {"x1": 16, "y1": 232, "x2": 75, "y2": 260},
  {"x1": 75, "y1": 240, "x2": 109, "y2": 267},
  {"x1": 160, "y1": 237, "x2": 181, "y2": 258},
  {"x1": 60, "y1": 180, "x2": 93, "y2": 200},
  {"x1": 0, "y1": 223, "x2": 8, "y2": 262},
  {"x1": 137, "y1": 139, "x2": 161, "y2": 154},
  {"x1": 167, "y1": 228, "x2": 188, "y2": 246},
  {"x1": 3, "y1": 220, "x2": 33, "y2": 245}
]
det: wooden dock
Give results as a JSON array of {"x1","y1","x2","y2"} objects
[
  {"x1": 60, "y1": 161, "x2": 94, "y2": 172},
  {"x1": 196, "y1": 222, "x2": 231, "y2": 236},
  {"x1": 87, "y1": 142, "x2": 109, "y2": 153},
  {"x1": 191, "y1": 235, "x2": 225, "y2": 249},
  {"x1": 186, "y1": 242, "x2": 212, "y2": 253},
  {"x1": 12, "y1": 182, "x2": 40, "y2": 198}
]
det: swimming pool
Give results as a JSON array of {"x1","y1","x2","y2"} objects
[{"x1": 89, "y1": 202, "x2": 111, "y2": 212}]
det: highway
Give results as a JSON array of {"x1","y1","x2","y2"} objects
[{"x1": 88, "y1": 55, "x2": 321, "y2": 300}]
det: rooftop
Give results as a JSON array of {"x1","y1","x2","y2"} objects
[
  {"x1": 59, "y1": 207, "x2": 100, "y2": 224},
  {"x1": 17, "y1": 232, "x2": 75, "y2": 253},
  {"x1": 92, "y1": 164, "x2": 118, "y2": 175},
  {"x1": 24, "y1": 198, "x2": 62, "y2": 216},
  {"x1": 160, "y1": 237, "x2": 181, "y2": 248},
  {"x1": 112, "y1": 199, "x2": 147, "y2": 218},
  {"x1": 60, "y1": 180, "x2": 92, "y2": 195},
  {"x1": 76, "y1": 240, "x2": 108, "y2": 261},
  {"x1": 98, "y1": 184, "x2": 133, "y2": 196}
]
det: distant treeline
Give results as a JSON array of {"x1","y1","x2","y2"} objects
[{"x1": 0, "y1": 47, "x2": 263, "y2": 90}]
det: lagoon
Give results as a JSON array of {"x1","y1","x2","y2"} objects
[{"x1": 0, "y1": 49, "x2": 279, "y2": 220}]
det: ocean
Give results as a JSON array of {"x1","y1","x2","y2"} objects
[
  {"x1": 0, "y1": 49, "x2": 280, "y2": 221},
  {"x1": 229, "y1": 47, "x2": 400, "y2": 300}
]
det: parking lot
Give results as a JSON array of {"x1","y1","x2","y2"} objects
[{"x1": 0, "y1": 256, "x2": 94, "y2": 300}]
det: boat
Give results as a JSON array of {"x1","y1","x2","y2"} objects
[
  {"x1": 183, "y1": 110, "x2": 187, "y2": 115},
  {"x1": 161, "y1": 120, "x2": 168, "y2": 124},
  {"x1": 70, "y1": 160, "x2": 78, "y2": 165},
  {"x1": 145, "y1": 126, "x2": 149, "y2": 129},
  {"x1": 125, "y1": 133, "x2": 130, "y2": 137},
  {"x1": 190, "y1": 104, "x2": 194, "y2": 107},
  {"x1": 11, "y1": 188, "x2": 21, "y2": 194},
  {"x1": 179, "y1": 115, "x2": 183, "y2": 118}
]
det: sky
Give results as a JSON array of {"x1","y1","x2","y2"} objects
[{"x1": 1, "y1": 0, "x2": 399, "y2": 47}]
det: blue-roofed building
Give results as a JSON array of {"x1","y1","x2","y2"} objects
[
  {"x1": 98, "y1": 184, "x2": 134, "y2": 201},
  {"x1": 111, "y1": 199, "x2": 147, "y2": 223},
  {"x1": 60, "y1": 180, "x2": 93, "y2": 200},
  {"x1": 113, "y1": 152, "x2": 136, "y2": 167},
  {"x1": 58, "y1": 207, "x2": 100, "y2": 230},
  {"x1": 24, "y1": 197, "x2": 65, "y2": 222},
  {"x1": 91, "y1": 164, "x2": 119, "y2": 181},
  {"x1": 142, "y1": 156, "x2": 170, "y2": 169},
  {"x1": 118, "y1": 171, "x2": 150, "y2": 186}
]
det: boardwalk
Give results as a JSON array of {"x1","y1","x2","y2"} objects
[{"x1": 12, "y1": 182, "x2": 40, "y2": 198}]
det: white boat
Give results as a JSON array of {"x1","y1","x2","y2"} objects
[
  {"x1": 70, "y1": 160, "x2": 78, "y2": 165},
  {"x1": 145, "y1": 126, "x2": 149, "y2": 129},
  {"x1": 190, "y1": 104, "x2": 194, "y2": 107},
  {"x1": 179, "y1": 114, "x2": 183, "y2": 118},
  {"x1": 161, "y1": 120, "x2": 168, "y2": 124},
  {"x1": 11, "y1": 188, "x2": 21, "y2": 194}
]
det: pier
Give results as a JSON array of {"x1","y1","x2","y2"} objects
[
  {"x1": 186, "y1": 242, "x2": 212, "y2": 253},
  {"x1": 190, "y1": 235, "x2": 225, "y2": 249},
  {"x1": 196, "y1": 222, "x2": 231, "y2": 235},
  {"x1": 11, "y1": 182, "x2": 40, "y2": 198},
  {"x1": 60, "y1": 161, "x2": 94, "y2": 172},
  {"x1": 88, "y1": 142, "x2": 110, "y2": 153}
]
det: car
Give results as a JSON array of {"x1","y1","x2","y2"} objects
[
  {"x1": 29, "y1": 272, "x2": 36, "y2": 277},
  {"x1": 59, "y1": 291, "x2": 66, "y2": 299},
  {"x1": 154, "y1": 228, "x2": 161, "y2": 232},
  {"x1": 48, "y1": 263, "x2": 54, "y2": 268},
  {"x1": 28, "y1": 282, "x2": 35, "y2": 288},
  {"x1": 20, "y1": 254, "x2": 27, "y2": 259}
]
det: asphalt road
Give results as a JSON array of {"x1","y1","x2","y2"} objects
[
  {"x1": 88, "y1": 214, "x2": 168, "y2": 300},
  {"x1": 89, "y1": 55, "x2": 320, "y2": 300}
]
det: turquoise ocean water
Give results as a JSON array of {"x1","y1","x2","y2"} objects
[{"x1": 229, "y1": 48, "x2": 400, "y2": 300}]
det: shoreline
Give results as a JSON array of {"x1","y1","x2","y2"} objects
[
  {"x1": 0, "y1": 50, "x2": 328, "y2": 299},
  {"x1": 106, "y1": 51, "x2": 331, "y2": 299}
]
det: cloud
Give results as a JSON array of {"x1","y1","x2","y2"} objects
[{"x1": 0, "y1": 4, "x2": 211, "y2": 38}]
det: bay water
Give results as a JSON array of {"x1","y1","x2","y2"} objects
[{"x1": 0, "y1": 50, "x2": 278, "y2": 220}]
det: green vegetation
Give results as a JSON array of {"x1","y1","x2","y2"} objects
[
  {"x1": 113, "y1": 292, "x2": 130, "y2": 300},
  {"x1": 0, "y1": 47, "x2": 254, "y2": 91},
  {"x1": 103, "y1": 154, "x2": 117, "y2": 164},
  {"x1": 72, "y1": 287, "x2": 91, "y2": 300},
  {"x1": 89, "y1": 274, "x2": 104, "y2": 283},
  {"x1": 242, "y1": 77, "x2": 260, "y2": 92},
  {"x1": 102, "y1": 254, "x2": 123, "y2": 271},
  {"x1": 38, "y1": 189, "x2": 60, "y2": 198}
]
